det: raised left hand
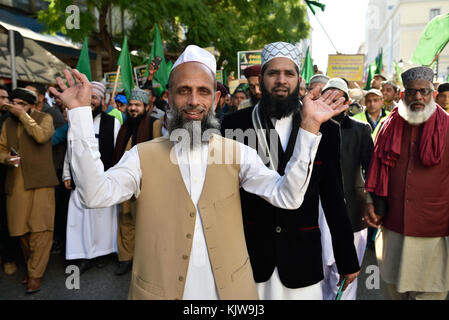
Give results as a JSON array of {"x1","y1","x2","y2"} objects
[
  {"x1": 301, "y1": 86, "x2": 348, "y2": 135},
  {"x1": 49, "y1": 69, "x2": 91, "y2": 110}
]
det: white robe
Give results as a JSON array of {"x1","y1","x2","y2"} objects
[{"x1": 64, "y1": 113, "x2": 121, "y2": 260}]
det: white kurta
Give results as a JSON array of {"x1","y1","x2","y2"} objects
[
  {"x1": 256, "y1": 115, "x2": 323, "y2": 300},
  {"x1": 320, "y1": 201, "x2": 367, "y2": 300},
  {"x1": 64, "y1": 113, "x2": 121, "y2": 260},
  {"x1": 66, "y1": 107, "x2": 321, "y2": 299}
]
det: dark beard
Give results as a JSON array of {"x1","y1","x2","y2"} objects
[
  {"x1": 126, "y1": 112, "x2": 147, "y2": 131},
  {"x1": 92, "y1": 104, "x2": 101, "y2": 118},
  {"x1": 249, "y1": 90, "x2": 260, "y2": 106},
  {"x1": 259, "y1": 79, "x2": 301, "y2": 120}
]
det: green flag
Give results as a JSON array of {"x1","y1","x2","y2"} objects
[
  {"x1": 145, "y1": 24, "x2": 169, "y2": 92},
  {"x1": 117, "y1": 36, "x2": 134, "y2": 99},
  {"x1": 412, "y1": 13, "x2": 449, "y2": 66},
  {"x1": 305, "y1": 0, "x2": 326, "y2": 15},
  {"x1": 301, "y1": 47, "x2": 315, "y2": 85},
  {"x1": 364, "y1": 63, "x2": 376, "y2": 90},
  {"x1": 76, "y1": 37, "x2": 92, "y2": 81},
  {"x1": 375, "y1": 49, "x2": 383, "y2": 75}
]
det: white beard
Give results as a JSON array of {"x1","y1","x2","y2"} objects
[{"x1": 397, "y1": 98, "x2": 437, "y2": 125}]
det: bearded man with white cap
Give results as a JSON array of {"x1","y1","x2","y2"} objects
[
  {"x1": 51, "y1": 44, "x2": 346, "y2": 300},
  {"x1": 365, "y1": 66, "x2": 449, "y2": 300},
  {"x1": 62, "y1": 80, "x2": 121, "y2": 273},
  {"x1": 222, "y1": 43, "x2": 359, "y2": 300}
]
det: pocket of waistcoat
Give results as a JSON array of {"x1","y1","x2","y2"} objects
[{"x1": 134, "y1": 273, "x2": 165, "y2": 297}]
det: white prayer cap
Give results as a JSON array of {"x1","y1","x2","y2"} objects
[
  {"x1": 172, "y1": 45, "x2": 216, "y2": 76},
  {"x1": 322, "y1": 77, "x2": 349, "y2": 100},
  {"x1": 261, "y1": 42, "x2": 301, "y2": 71}
]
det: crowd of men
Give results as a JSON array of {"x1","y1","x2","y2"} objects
[{"x1": 1, "y1": 41, "x2": 449, "y2": 300}]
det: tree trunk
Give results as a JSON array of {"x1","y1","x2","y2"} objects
[{"x1": 98, "y1": 1, "x2": 116, "y2": 71}]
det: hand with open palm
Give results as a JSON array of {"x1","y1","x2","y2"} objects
[
  {"x1": 49, "y1": 69, "x2": 92, "y2": 110},
  {"x1": 300, "y1": 86, "x2": 348, "y2": 135}
]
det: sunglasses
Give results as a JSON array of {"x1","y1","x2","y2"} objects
[{"x1": 404, "y1": 88, "x2": 434, "y2": 96}]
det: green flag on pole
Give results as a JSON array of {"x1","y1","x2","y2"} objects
[
  {"x1": 76, "y1": 37, "x2": 92, "y2": 81},
  {"x1": 145, "y1": 24, "x2": 169, "y2": 92},
  {"x1": 412, "y1": 13, "x2": 449, "y2": 66},
  {"x1": 305, "y1": 0, "x2": 326, "y2": 15},
  {"x1": 301, "y1": 47, "x2": 315, "y2": 85},
  {"x1": 117, "y1": 36, "x2": 135, "y2": 99},
  {"x1": 364, "y1": 63, "x2": 376, "y2": 90},
  {"x1": 375, "y1": 49, "x2": 383, "y2": 74}
]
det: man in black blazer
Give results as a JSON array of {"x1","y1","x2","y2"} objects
[
  {"x1": 318, "y1": 78, "x2": 374, "y2": 300},
  {"x1": 221, "y1": 42, "x2": 360, "y2": 299}
]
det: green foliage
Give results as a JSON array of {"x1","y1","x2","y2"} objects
[{"x1": 38, "y1": 0, "x2": 310, "y2": 75}]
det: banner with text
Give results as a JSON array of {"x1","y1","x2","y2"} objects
[
  {"x1": 237, "y1": 50, "x2": 262, "y2": 80},
  {"x1": 327, "y1": 54, "x2": 365, "y2": 81}
]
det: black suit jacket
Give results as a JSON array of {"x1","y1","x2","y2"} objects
[
  {"x1": 221, "y1": 107, "x2": 360, "y2": 288},
  {"x1": 339, "y1": 115, "x2": 374, "y2": 232}
]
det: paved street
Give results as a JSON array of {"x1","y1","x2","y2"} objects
[{"x1": 1, "y1": 244, "x2": 388, "y2": 300}]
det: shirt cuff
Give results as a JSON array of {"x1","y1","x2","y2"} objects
[
  {"x1": 294, "y1": 128, "x2": 321, "y2": 163},
  {"x1": 67, "y1": 106, "x2": 94, "y2": 140}
]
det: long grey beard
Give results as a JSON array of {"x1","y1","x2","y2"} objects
[
  {"x1": 167, "y1": 106, "x2": 221, "y2": 148},
  {"x1": 398, "y1": 98, "x2": 437, "y2": 125}
]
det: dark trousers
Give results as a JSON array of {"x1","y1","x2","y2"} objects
[
  {"x1": 0, "y1": 167, "x2": 19, "y2": 263},
  {"x1": 53, "y1": 169, "x2": 71, "y2": 251}
]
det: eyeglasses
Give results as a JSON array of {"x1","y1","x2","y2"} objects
[{"x1": 404, "y1": 88, "x2": 434, "y2": 96}]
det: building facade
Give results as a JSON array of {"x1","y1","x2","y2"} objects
[{"x1": 365, "y1": 0, "x2": 449, "y2": 82}]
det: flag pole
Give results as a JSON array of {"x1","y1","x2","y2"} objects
[
  {"x1": 112, "y1": 65, "x2": 121, "y2": 99},
  {"x1": 308, "y1": 8, "x2": 340, "y2": 54}
]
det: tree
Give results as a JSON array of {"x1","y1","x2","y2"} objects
[{"x1": 38, "y1": 0, "x2": 310, "y2": 76}]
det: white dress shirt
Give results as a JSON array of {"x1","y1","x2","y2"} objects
[{"x1": 67, "y1": 107, "x2": 321, "y2": 299}]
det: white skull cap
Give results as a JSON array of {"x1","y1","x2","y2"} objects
[
  {"x1": 172, "y1": 45, "x2": 216, "y2": 76},
  {"x1": 261, "y1": 42, "x2": 301, "y2": 70}
]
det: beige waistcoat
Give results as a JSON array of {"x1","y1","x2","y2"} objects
[{"x1": 128, "y1": 135, "x2": 258, "y2": 300}]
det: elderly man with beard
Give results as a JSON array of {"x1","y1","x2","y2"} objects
[
  {"x1": 51, "y1": 44, "x2": 347, "y2": 300},
  {"x1": 112, "y1": 88, "x2": 162, "y2": 275},
  {"x1": 0, "y1": 88, "x2": 58, "y2": 293},
  {"x1": 365, "y1": 66, "x2": 449, "y2": 300},
  {"x1": 221, "y1": 42, "x2": 359, "y2": 300},
  {"x1": 63, "y1": 81, "x2": 121, "y2": 273}
]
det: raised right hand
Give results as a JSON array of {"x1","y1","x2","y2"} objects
[{"x1": 49, "y1": 69, "x2": 91, "y2": 110}]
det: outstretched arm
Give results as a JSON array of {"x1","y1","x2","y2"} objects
[
  {"x1": 240, "y1": 88, "x2": 347, "y2": 209},
  {"x1": 50, "y1": 69, "x2": 141, "y2": 208}
]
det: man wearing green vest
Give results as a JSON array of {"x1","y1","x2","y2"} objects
[{"x1": 353, "y1": 89, "x2": 390, "y2": 140}]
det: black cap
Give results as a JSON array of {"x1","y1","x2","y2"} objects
[
  {"x1": 10, "y1": 88, "x2": 37, "y2": 105},
  {"x1": 438, "y1": 82, "x2": 449, "y2": 94}
]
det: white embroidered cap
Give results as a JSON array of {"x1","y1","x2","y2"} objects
[
  {"x1": 261, "y1": 42, "x2": 301, "y2": 70},
  {"x1": 172, "y1": 45, "x2": 216, "y2": 76}
]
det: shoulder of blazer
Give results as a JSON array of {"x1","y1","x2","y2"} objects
[
  {"x1": 221, "y1": 106, "x2": 254, "y2": 131},
  {"x1": 320, "y1": 119, "x2": 340, "y2": 137}
]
